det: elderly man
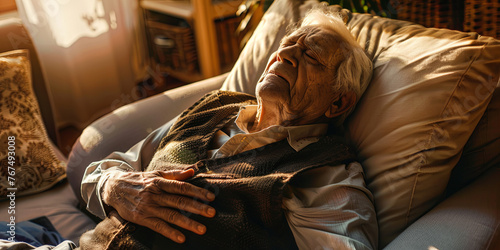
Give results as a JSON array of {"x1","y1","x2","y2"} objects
[{"x1": 80, "y1": 6, "x2": 376, "y2": 250}]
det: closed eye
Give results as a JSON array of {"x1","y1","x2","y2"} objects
[
  {"x1": 280, "y1": 41, "x2": 295, "y2": 48},
  {"x1": 305, "y1": 51, "x2": 319, "y2": 64}
]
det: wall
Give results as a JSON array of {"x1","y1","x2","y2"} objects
[{"x1": 15, "y1": 0, "x2": 149, "y2": 130}]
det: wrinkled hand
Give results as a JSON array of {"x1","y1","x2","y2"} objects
[{"x1": 102, "y1": 169, "x2": 215, "y2": 243}]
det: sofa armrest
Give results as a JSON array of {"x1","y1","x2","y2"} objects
[
  {"x1": 384, "y1": 166, "x2": 500, "y2": 250},
  {"x1": 66, "y1": 73, "x2": 227, "y2": 201}
]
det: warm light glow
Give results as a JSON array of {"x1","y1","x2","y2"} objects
[
  {"x1": 428, "y1": 246, "x2": 439, "y2": 250},
  {"x1": 50, "y1": 0, "x2": 109, "y2": 48},
  {"x1": 22, "y1": 0, "x2": 112, "y2": 48},
  {"x1": 21, "y1": 0, "x2": 39, "y2": 25},
  {"x1": 109, "y1": 10, "x2": 117, "y2": 29}
]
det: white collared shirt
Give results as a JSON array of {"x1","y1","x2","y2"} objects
[{"x1": 211, "y1": 105, "x2": 328, "y2": 158}]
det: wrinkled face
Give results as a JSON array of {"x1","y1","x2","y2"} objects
[{"x1": 256, "y1": 24, "x2": 347, "y2": 125}]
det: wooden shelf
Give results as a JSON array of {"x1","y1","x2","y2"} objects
[
  {"x1": 141, "y1": 0, "x2": 244, "y2": 82},
  {"x1": 0, "y1": 0, "x2": 16, "y2": 13},
  {"x1": 140, "y1": 1, "x2": 193, "y2": 20},
  {"x1": 140, "y1": 1, "x2": 242, "y2": 21}
]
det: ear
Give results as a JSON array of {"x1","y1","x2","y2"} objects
[{"x1": 325, "y1": 91, "x2": 357, "y2": 118}]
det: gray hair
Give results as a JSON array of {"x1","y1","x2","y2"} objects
[{"x1": 292, "y1": 6, "x2": 373, "y2": 125}]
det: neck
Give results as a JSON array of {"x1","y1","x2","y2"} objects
[
  {"x1": 249, "y1": 103, "x2": 282, "y2": 133},
  {"x1": 249, "y1": 102, "x2": 332, "y2": 133}
]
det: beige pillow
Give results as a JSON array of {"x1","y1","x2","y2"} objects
[
  {"x1": 346, "y1": 14, "x2": 500, "y2": 246},
  {"x1": 0, "y1": 50, "x2": 66, "y2": 198}
]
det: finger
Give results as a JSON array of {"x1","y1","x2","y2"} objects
[
  {"x1": 155, "y1": 208, "x2": 208, "y2": 236},
  {"x1": 159, "y1": 169, "x2": 195, "y2": 181},
  {"x1": 156, "y1": 179, "x2": 215, "y2": 202},
  {"x1": 158, "y1": 193, "x2": 216, "y2": 218},
  {"x1": 143, "y1": 217, "x2": 186, "y2": 243}
]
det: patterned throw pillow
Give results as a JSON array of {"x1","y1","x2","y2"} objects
[{"x1": 0, "y1": 50, "x2": 66, "y2": 198}]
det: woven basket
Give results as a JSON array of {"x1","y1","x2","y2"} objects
[
  {"x1": 464, "y1": 0, "x2": 500, "y2": 39},
  {"x1": 391, "y1": 0, "x2": 499, "y2": 39},
  {"x1": 146, "y1": 20, "x2": 198, "y2": 73},
  {"x1": 393, "y1": 0, "x2": 456, "y2": 30}
]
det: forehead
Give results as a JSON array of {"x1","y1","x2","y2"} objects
[
  {"x1": 285, "y1": 25, "x2": 346, "y2": 66},
  {"x1": 287, "y1": 25, "x2": 340, "y2": 41}
]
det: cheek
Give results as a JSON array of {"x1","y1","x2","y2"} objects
[
  {"x1": 290, "y1": 88, "x2": 319, "y2": 110},
  {"x1": 290, "y1": 73, "x2": 318, "y2": 106},
  {"x1": 307, "y1": 70, "x2": 321, "y2": 82},
  {"x1": 302, "y1": 84, "x2": 334, "y2": 110}
]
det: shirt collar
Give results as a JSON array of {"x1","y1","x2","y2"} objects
[{"x1": 235, "y1": 105, "x2": 328, "y2": 152}]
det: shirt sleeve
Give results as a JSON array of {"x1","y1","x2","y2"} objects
[
  {"x1": 81, "y1": 116, "x2": 177, "y2": 219},
  {"x1": 283, "y1": 162, "x2": 378, "y2": 250}
]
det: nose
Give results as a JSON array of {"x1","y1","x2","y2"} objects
[{"x1": 277, "y1": 46, "x2": 298, "y2": 67}]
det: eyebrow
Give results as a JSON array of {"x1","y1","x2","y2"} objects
[
  {"x1": 281, "y1": 33, "x2": 300, "y2": 44},
  {"x1": 281, "y1": 28, "x2": 336, "y2": 66},
  {"x1": 304, "y1": 35, "x2": 329, "y2": 65}
]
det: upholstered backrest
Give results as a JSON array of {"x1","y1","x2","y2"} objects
[
  {"x1": 221, "y1": 0, "x2": 500, "y2": 247},
  {"x1": 449, "y1": 88, "x2": 500, "y2": 193},
  {"x1": 0, "y1": 17, "x2": 59, "y2": 146}
]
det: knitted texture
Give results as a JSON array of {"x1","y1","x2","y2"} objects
[
  {"x1": 115, "y1": 90, "x2": 357, "y2": 249},
  {"x1": 148, "y1": 90, "x2": 256, "y2": 167}
]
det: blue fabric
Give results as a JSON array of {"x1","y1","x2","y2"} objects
[{"x1": 0, "y1": 216, "x2": 66, "y2": 247}]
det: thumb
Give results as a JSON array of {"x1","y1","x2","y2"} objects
[{"x1": 159, "y1": 168, "x2": 195, "y2": 180}]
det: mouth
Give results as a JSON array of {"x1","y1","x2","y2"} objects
[{"x1": 268, "y1": 70, "x2": 288, "y2": 84}]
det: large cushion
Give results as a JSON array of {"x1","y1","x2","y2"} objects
[
  {"x1": 0, "y1": 17, "x2": 59, "y2": 146},
  {"x1": 345, "y1": 14, "x2": 500, "y2": 246},
  {"x1": 0, "y1": 50, "x2": 67, "y2": 198}
]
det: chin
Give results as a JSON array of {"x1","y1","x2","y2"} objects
[{"x1": 256, "y1": 78, "x2": 289, "y2": 104}]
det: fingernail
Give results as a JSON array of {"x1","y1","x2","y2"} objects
[
  {"x1": 177, "y1": 234, "x2": 185, "y2": 243},
  {"x1": 182, "y1": 169, "x2": 193, "y2": 174},
  {"x1": 207, "y1": 207, "x2": 216, "y2": 217},
  {"x1": 206, "y1": 192, "x2": 215, "y2": 200},
  {"x1": 197, "y1": 225, "x2": 206, "y2": 234}
]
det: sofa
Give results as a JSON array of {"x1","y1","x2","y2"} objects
[{"x1": 1, "y1": 0, "x2": 499, "y2": 249}]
